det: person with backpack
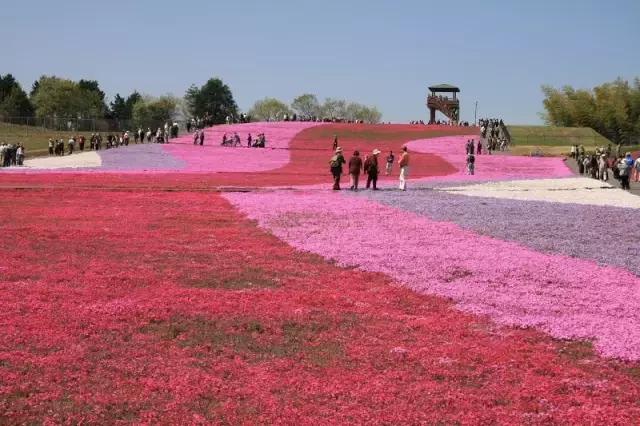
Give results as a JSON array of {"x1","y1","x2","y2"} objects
[
  {"x1": 329, "y1": 147, "x2": 346, "y2": 190},
  {"x1": 466, "y1": 152, "x2": 476, "y2": 175},
  {"x1": 365, "y1": 149, "x2": 381, "y2": 190},
  {"x1": 348, "y1": 150, "x2": 363, "y2": 190},
  {"x1": 617, "y1": 156, "x2": 631, "y2": 190}
]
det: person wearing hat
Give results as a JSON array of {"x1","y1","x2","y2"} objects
[
  {"x1": 365, "y1": 149, "x2": 381, "y2": 190},
  {"x1": 329, "y1": 147, "x2": 346, "y2": 190}
]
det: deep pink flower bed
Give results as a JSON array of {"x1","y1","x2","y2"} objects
[
  {"x1": 225, "y1": 190, "x2": 640, "y2": 360},
  {"x1": 3, "y1": 187, "x2": 640, "y2": 423},
  {"x1": 161, "y1": 122, "x2": 323, "y2": 172}
]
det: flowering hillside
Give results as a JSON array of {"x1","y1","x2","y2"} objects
[{"x1": 1, "y1": 122, "x2": 640, "y2": 423}]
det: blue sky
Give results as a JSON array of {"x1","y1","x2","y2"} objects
[{"x1": 2, "y1": 0, "x2": 639, "y2": 123}]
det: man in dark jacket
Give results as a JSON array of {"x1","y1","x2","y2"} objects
[
  {"x1": 329, "y1": 147, "x2": 346, "y2": 190},
  {"x1": 365, "y1": 149, "x2": 381, "y2": 190},
  {"x1": 348, "y1": 150, "x2": 363, "y2": 190}
]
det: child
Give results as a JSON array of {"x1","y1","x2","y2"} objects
[{"x1": 466, "y1": 153, "x2": 475, "y2": 175}]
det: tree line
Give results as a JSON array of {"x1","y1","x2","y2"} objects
[
  {"x1": 248, "y1": 94, "x2": 382, "y2": 123},
  {"x1": 542, "y1": 77, "x2": 640, "y2": 145},
  {"x1": 0, "y1": 73, "x2": 383, "y2": 129}
]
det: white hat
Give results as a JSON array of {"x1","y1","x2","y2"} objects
[
  {"x1": 335, "y1": 147, "x2": 343, "y2": 153},
  {"x1": 372, "y1": 149, "x2": 381, "y2": 155}
]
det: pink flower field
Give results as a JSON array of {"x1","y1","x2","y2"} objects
[
  {"x1": 2, "y1": 122, "x2": 640, "y2": 423},
  {"x1": 162, "y1": 121, "x2": 323, "y2": 172}
]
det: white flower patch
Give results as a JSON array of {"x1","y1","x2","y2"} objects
[
  {"x1": 441, "y1": 177, "x2": 640, "y2": 209},
  {"x1": 23, "y1": 152, "x2": 102, "y2": 169}
]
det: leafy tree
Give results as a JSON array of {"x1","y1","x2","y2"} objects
[
  {"x1": 0, "y1": 74, "x2": 18, "y2": 104},
  {"x1": 542, "y1": 77, "x2": 640, "y2": 144},
  {"x1": 0, "y1": 74, "x2": 34, "y2": 118},
  {"x1": 110, "y1": 94, "x2": 127, "y2": 119},
  {"x1": 321, "y1": 98, "x2": 347, "y2": 119},
  {"x1": 125, "y1": 92, "x2": 142, "y2": 115},
  {"x1": 0, "y1": 84, "x2": 34, "y2": 118},
  {"x1": 291, "y1": 94, "x2": 320, "y2": 118},
  {"x1": 184, "y1": 78, "x2": 237, "y2": 124},
  {"x1": 132, "y1": 95, "x2": 178, "y2": 128},
  {"x1": 110, "y1": 91, "x2": 143, "y2": 120},
  {"x1": 343, "y1": 102, "x2": 382, "y2": 123},
  {"x1": 78, "y1": 79, "x2": 106, "y2": 102},
  {"x1": 30, "y1": 78, "x2": 41, "y2": 98},
  {"x1": 248, "y1": 98, "x2": 292, "y2": 121},
  {"x1": 32, "y1": 76, "x2": 105, "y2": 118}
]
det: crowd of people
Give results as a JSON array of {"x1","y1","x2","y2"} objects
[
  {"x1": 328, "y1": 138, "x2": 410, "y2": 191},
  {"x1": 42, "y1": 123, "x2": 181, "y2": 157},
  {"x1": 480, "y1": 118, "x2": 510, "y2": 152},
  {"x1": 571, "y1": 145, "x2": 639, "y2": 190},
  {"x1": 0, "y1": 143, "x2": 25, "y2": 167}
]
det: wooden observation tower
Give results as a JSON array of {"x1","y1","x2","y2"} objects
[{"x1": 427, "y1": 84, "x2": 460, "y2": 124}]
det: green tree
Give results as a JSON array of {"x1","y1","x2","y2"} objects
[
  {"x1": 0, "y1": 74, "x2": 34, "y2": 118},
  {"x1": 32, "y1": 76, "x2": 105, "y2": 119},
  {"x1": 132, "y1": 95, "x2": 178, "y2": 128},
  {"x1": 110, "y1": 94, "x2": 128, "y2": 119},
  {"x1": 0, "y1": 74, "x2": 18, "y2": 103},
  {"x1": 248, "y1": 98, "x2": 292, "y2": 121},
  {"x1": 542, "y1": 77, "x2": 640, "y2": 144},
  {"x1": 291, "y1": 93, "x2": 320, "y2": 118},
  {"x1": 321, "y1": 98, "x2": 347, "y2": 119},
  {"x1": 344, "y1": 102, "x2": 382, "y2": 123},
  {"x1": 184, "y1": 78, "x2": 237, "y2": 124},
  {"x1": 0, "y1": 84, "x2": 34, "y2": 118}
]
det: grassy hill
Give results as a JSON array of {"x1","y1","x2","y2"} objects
[
  {"x1": 0, "y1": 122, "x2": 84, "y2": 156},
  {"x1": 506, "y1": 125, "x2": 639, "y2": 156}
]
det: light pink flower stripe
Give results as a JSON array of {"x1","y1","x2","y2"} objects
[
  {"x1": 224, "y1": 190, "x2": 640, "y2": 360},
  {"x1": 162, "y1": 122, "x2": 323, "y2": 172},
  {"x1": 406, "y1": 136, "x2": 574, "y2": 182}
]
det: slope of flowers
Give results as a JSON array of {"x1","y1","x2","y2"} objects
[
  {"x1": 225, "y1": 190, "x2": 640, "y2": 360},
  {"x1": 3, "y1": 188, "x2": 640, "y2": 423},
  {"x1": 162, "y1": 121, "x2": 322, "y2": 172},
  {"x1": 405, "y1": 136, "x2": 573, "y2": 182},
  {"x1": 352, "y1": 187, "x2": 640, "y2": 277}
]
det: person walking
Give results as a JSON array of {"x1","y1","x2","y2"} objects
[
  {"x1": 385, "y1": 151, "x2": 395, "y2": 175},
  {"x1": 598, "y1": 154, "x2": 608, "y2": 181},
  {"x1": 16, "y1": 144, "x2": 25, "y2": 166},
  {"x1": 348, "y1": 150, "x2": 363, "y2": 190},
  {"x1": 332, "y1": 135, "x2": 338, "y2": 151},
  {"x1": 466, "y1": 152, "x2": 476, "y2": 175},
  {"x1": 398, "y1": 146, "x2": 410, "y2": 191},
  {"x1": 365, "y1": 149, "x2": 381, "y2": 190},
  {"x1": 329, "y1": 147, "x2": 346, "y2": 190},
  {"x1": 618, "y1": 156, "x2": 631, "y2": 190},
  {"x1": 199, "y1": 130, "x2": 205, "y2": 146},
  {"x1": 633, "y1": 155, "x2": 640, "y2": 183}
]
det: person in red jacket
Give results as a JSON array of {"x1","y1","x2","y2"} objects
[{"x1": 348, "y1": 150, "x2": 363, "y2": 190}]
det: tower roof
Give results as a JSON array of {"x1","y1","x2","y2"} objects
[{"x1": 428, "y1": 84, "x2": 460, "y2": 93}]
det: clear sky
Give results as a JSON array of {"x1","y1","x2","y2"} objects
[{"x1": 2, "y1": 0, "x2": 639, "y2": 124}]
